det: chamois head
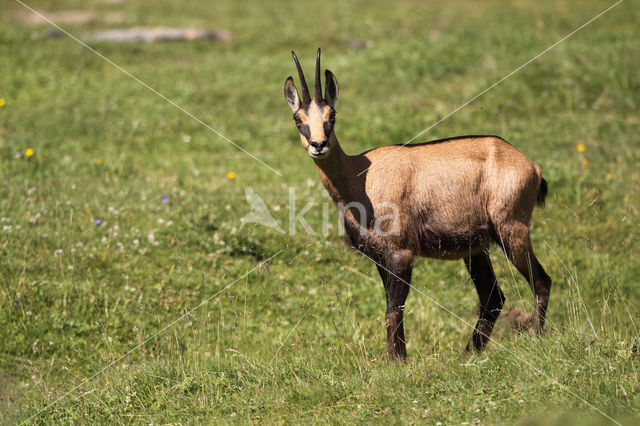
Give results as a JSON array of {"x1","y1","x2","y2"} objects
[{"x1": 284, "y1": 48, "x2": 339, "y2": 159}]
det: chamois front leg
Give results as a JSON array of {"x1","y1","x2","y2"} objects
[{"x1": 378, "y1": 250, "x2": 413, "y2": 361}]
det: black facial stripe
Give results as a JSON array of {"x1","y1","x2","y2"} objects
[
  {"x1": 323, "y1": 121, "x2": 334, "y2": 137},
  {"x1": 299, "y1": 124, "x2": 311, "y2": 140}
]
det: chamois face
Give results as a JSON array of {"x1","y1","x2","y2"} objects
[
  {"x1": 284, "y1": 49, "x2": 339, "y2": 159},
  {"x1": 291, "y1": 100, "x2": 336, "y2": 158}
]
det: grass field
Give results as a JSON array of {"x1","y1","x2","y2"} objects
[{"x1": 1, "y1": 0, "x2": 639, "y2": 423}]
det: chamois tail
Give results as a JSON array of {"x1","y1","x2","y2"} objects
[{"x1": 536, "y1": 177, "x2": 548, "y2": 207}]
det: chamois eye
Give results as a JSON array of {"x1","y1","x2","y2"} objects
[
  {"x1": 329, "y1": 110, "x2": 336, "y2": 122},
  {"x1": 294, "y1": 116, "x2": 302, "y2": 125}
]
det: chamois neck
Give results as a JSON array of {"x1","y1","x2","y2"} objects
[{"x1": 312, "y1": 133, "x2": 362, "y2": 204}]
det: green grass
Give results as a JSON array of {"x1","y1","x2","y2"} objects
[{"x1": 1, "y1": 0, "x2": 639, "y2": 423}]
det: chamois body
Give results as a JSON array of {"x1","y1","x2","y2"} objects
[
  {"x1": 285, "y1": 49, "x2": 552, "y2": 360},
  {"x1": 316, "y1": 134, "x2": 543, "y2": 263}
]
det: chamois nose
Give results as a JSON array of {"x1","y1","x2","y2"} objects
[{"x1": 310, "y1": 140, "x2": 328, "y2": 153}]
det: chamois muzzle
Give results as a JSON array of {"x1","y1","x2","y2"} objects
[{"x1": 310, "y1": 140, "x2": 330, "y2": 157}]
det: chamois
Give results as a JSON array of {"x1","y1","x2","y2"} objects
[{"x1": 284, "y1": 48, "x2": 552, "y2": 360}]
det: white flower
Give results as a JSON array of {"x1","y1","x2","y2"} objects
[{"x1": 147, "y1": 233, "x2": 159, "y2": 246}]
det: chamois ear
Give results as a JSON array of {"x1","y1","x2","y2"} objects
[
  {"x1": 284, "y1": 76, "x2": 300, "y2": 112},
  {"x1": 324, "y1": 70, "x2": 338, "y2": 108}
]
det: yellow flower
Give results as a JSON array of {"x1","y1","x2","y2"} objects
[
  {"x1": 582, "y1": 158, "x2": 589, "y2": 166},
  {"x1": 25, "y1": 148, "x2": 35, "y2": 157},
  {"x1": 81, "y1": 377, "x2": 88, "y2": 382},
  {"x1": 576, "y1": 144, "x2": 586, "y2": 152},
  {"x1": 0, "y1": 98, "x2": 6, "y2": 107},
  {"x1": 97, "y1": 159, "x2": 103, "y2": 166},
  {"x1": 607, "y1": 171, "x2": 614, "y2": 180},
  {"x1": 226, "y1": 172, "x2": 236, "y2": 180}
]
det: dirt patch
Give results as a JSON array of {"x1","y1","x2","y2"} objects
[
  {"x1": 87, "y1": 27, "x2": 232, "y2": 42},
  {"x1": 346, "y1": 39, "x2": 370, "y2": 50}
]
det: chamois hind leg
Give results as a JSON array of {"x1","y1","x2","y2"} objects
[
  {"x1": 496, "y1": 222, "x2": 552, "y2": 333},
  {"x1": 464, "y1": 251, "x2": 505, "y2": 352},
  {"x1": 377, "y1": 250, "x2": 413, "y2": 361}
]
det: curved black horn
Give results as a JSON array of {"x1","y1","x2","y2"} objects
[
  {"x1": 291, "y1": 50, "x2": 311, "y2": 104},
  {"x1": 315, "y1": 47, "x2": 322, "y2": 100}
]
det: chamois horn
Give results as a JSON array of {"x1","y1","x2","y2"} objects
[
  {"x1": 315, "y1": 47, "x2": 322, "y2": 100},
  {"x1": 291, "y1": 50, "x2": 311, "y2": 104}
]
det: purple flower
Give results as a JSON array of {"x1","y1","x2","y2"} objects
[
  {"x1": 14, "y1": 299, "x2": 21, "y2": 307},
  {"x1": 161, "y1": 195, "x2": 168, "y2": 204},
  {"x1": 95, "y1": 219, "x2": 102, "y2": 226}
]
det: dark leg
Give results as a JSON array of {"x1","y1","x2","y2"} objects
[
  {"x1": 380, "y1": 251, "x2": 413, "y2": 361},
  {"x1": 464, "y1": 251, "x2": 506, "y2": 352},
  {"x1": 497, "y1": 222, "x2": 552, "y2": 333},
  {"x1": 376, "y1": 264, "x2": 389, "y2": 290}
]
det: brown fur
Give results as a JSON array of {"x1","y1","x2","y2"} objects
[
  {"x1": 314, "y1": 134, "x2": 544, "y2": 261},
  {"x1": 285, "y1": 49, "x2": 552, "y2": 360}
]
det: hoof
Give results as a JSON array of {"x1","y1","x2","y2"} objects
[
  {"x1": 386, "y1": 352, "x2": 409, "y2": 363},
  {"x1": 465, "y1": 340, "x2": 486, "y2": 353}
]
